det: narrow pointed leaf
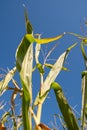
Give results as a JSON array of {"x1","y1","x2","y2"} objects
[
  {"x1": 34, "y1": 43, "x2": 77, "y2": 106},
  {"x1": 67, "y1": 32, "x2": 86, "y2": 40},
  {"x1": 40, "y1": 43, "x2": 77, "y2": 97},
  {"x1": 51, "y1": 82, "x2": 80, "y2": 130},
  {"x1": 40, "y1": 52, "x2": 66, "y2": 96},
  {"x1": 25, "y1": 33, "x2": 64, "y2": 44},
  {"x1": 0, "y1": 67, "x2": 16, "y2": 96},
  {"x1": 67, "y1": 32, "x2": 87, "y2": 44},
  {"x1": 24, "y1": 6, "x2": 33, "y2": 34}
]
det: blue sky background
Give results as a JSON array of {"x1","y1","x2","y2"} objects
[{"x1": 0, "y1": 0, "x2": 87, "y2": 129}]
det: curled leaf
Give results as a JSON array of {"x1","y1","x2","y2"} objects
[{"x1": 25, "y1": 34, "x2": 64, "y2": 44}]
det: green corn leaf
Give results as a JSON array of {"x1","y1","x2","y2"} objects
[
  {"x1": 16, "y1": 37, "x2": 31, "y2": 72},
  {"x1": 24, "y1": 5, "x2": 33, "y2": 34},
  {"x1": 34, "y1": 43, "x2": 77, "y2": 106},
  {"x1": 25, "y1": 33, "x2": 64, "y2": 44},
  {"x1": 16, "y1": 10, "x2": 33, "y2": 130},
  {"x1": 51, "y1": 82, "x2": 80, "y2": 130},
  {"x1": 0, "y1": 67, "x2": 16, "y2": 96},
  {"x1": 16, "y1": 37, "x2": 33, "y2": 88},
  {"x1": 81, "y1": 71, "x2": 87, "y2": 130},
  {"x1": 16, "y1": 37, "x2": 32, "y2": 130}
]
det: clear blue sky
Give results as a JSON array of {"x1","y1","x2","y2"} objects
[{"x1": 0, "y1": 0, "x2": 87, "y2": 129}]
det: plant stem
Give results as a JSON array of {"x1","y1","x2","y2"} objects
[
  {"x1": 37, "y1": 102, "x2": 42, "y2": 123},
  {"x1": 29, "y1": 107, "x2": 39, "y2": 125},
  {"x1": 37, "y1": 73, "x2": 43, "y2": 123}
]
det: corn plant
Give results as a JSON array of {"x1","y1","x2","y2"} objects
[{"x1": 0, "y1": 8, "x2": 87, "y2": 130}]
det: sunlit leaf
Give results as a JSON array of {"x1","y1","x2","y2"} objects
[
  {"x1": 16, "y1": 37, "x2": 31, "y2": 72},
  {"x1": 40, "y1": 43, "x2": 77, "y2": 97},
  {"x1": 16, "y1": 9, "x2": 33, "y2": 130},
  {"x1": 25, "y1": 33, "x2": 64, "y2": 44},
  {"x1": 0, "y1": 67, "x2": 16, "y2": 96},
  {"x1": 34, "y1": 43, "x2": 77, "y2": 106}
]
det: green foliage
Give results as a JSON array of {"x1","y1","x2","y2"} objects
[
  {"x1": 16, "y1": 9, "x2": 33, "y2": 130},
  {"x1": 25, "y1": 33, "x2": 64, "y2": 44},
  {"x1": 1, "y1": 7, "x2": 87, "y2": 130},
  {"x1": 15, "y1": 9, "x2": 66, "y2": 129}
]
